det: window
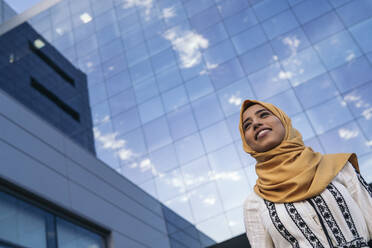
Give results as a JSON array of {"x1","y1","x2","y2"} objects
[{"x1": 0, "y1": 185, "x2": 106, "y2": 248}]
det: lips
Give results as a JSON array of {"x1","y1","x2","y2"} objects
[{"x1": 255, "y1": 128, "x2": 271, "y2": 140}]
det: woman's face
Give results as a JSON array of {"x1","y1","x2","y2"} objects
[{"x1": 242, "y1": 104, "x2": 285, "y2": 152}]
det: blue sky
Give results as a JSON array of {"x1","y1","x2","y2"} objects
[{"x1": 6, "y1": 0, "x2": 42, "y2": 13}]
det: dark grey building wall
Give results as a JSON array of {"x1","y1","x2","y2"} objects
[{"x1": 0, "y1": 21, "x2": 95, "y2": 154}]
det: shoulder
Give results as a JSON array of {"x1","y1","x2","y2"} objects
[
  {"x1": 244, "y1": 191, "x2": 263, "y2": 211},
  {"x1": 334, "y1": 161, "x2": 357, "y2": 182}
]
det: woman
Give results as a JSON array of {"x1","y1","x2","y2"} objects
[{"x1": 240, "y1": 99, "x2": 372, "y2": 248}]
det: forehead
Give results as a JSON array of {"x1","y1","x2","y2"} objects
[{"x1": 242, "y1": 104, "x2": 267, "y2": 120}]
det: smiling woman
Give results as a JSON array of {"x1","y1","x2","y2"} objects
[{"x1": 239, "y1": 99, "x2": 372, "y2": 248}]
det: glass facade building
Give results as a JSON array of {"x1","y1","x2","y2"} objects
[{"x1": 13, "y1": 0, "x2": 372, "y2": 244}]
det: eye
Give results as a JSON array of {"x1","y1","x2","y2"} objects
[
  {"x1": 243, "y1": 122, "x2": 251, "y2": 131},
  {"x1": 260, "y1": 112, "x2": 270, "y2": 118}
]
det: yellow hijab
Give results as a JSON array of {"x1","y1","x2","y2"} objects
[{"x1": 239, "y1": 99, "x2": 358, "y2": 203}]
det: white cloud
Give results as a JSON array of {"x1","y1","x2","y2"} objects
[
  {"x1": 228, "y1": 95, "x2": 242, "y2": 106},
  {"x1": 164, "y1": 28, "x2": 209, "y2": 68},
  {"x1": 122, "y1": 0, "x2": 154, "y2": 21},
  {"x1": 338, "y1": 128, "x2": 358, "y2": 140},
  {"x1": 80, "y1": 13, "x2": 92, "y2": 23},
  {"x1": 161, "y1": 7, "x2": 175, "y2": 20},
  {"x1": 204, "y1": 197, "x2": 216, "y2": 205}
]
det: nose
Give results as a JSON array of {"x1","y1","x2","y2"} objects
[{"x1": 252, "y1": 120, "x2": 262, "y2": 131}]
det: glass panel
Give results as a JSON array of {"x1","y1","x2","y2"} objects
[
  {"x1": 226, "y1": 113, "x2": 242, "y2": 141},
  {"x1": 161, "y1": 85, "x2": 189, "y2": 113},
  {"x1": 188, "y1": 182, "x2": 224, "y2": 222},
  {"x1": 108, "y1": 88, "x2": 136, "y2": 116},
  {"x1": 151, "y1": 48, "x2": 177, "y2": 74},
  {"x1": 292, "y1": 0, "x2": 332, "y2": 24},
  {"x1": 117, "y1": 11, "x2": 140, "y2": 34},
  {"x1": 129, "y1": 59, "x2": 154, "y2": 85},
  {"x1": 204, "y1": 39, "x2": 237, "y2": 65},
  {"x1": 181, "y1": 156, "x2": 213, "y2": 190},
  {"x1": 225, "y1": 207, "x2": 246, "y2": 236},
  {"x1": 336, "y1": 0, "x2": 372, "y2": 27},
  {"x1": 184, "y1": 0, "x2": 215, "y2": 17},
  {"x1": 253, "y1": 0, "x2": 289, "y2": 21},
  {"x1": 199, "y1": 22, "x2": 228, "y2": 48},
  {"x1": 306, "y1": 97, "x2": 353, "y2": 135},
  {"x1": 118, "y1": 127, "x2": 147, "y2": 160},
  {"x1": 270, "y1": 27, "x2": 310, "y2": 60},
  {"x1": 94, "y1": 9, "x2": 117, "y2": 31},
  {"x1": 96, "y1": 24, "x2": 120, "y2": 46},
  {"x1": 239, "y1": 42, "x2": 277, "y2": 75},
  {"x1": 201, "y1": 120, "x2": 233, "y2": 153},
  {"x1": 357, "y1": 116, "x2": 372, "y2": 140},
  {"x1": 105, "y1": 69, "x2": 132, "y2": 97},
  {"x1": 174, "y1": 133, "x2": 206, "y2": 165},
  {"x1": 303, "y1": 12, "x2": 344, "y2": 44},
  {"x1": 328, "y1": 0, "x2": 352, "y2": 8},
  {"x1": 223, "y1": 7, "x2": 258, "y2": 36},
  {"x1": 208, "y1": 143, "x2": 242, "y2": 173},
  {"x1": 164, "y1": 196, "x2": 194, "y2": 224},
  {"x1": 294, "y1": 73, "x2": 339, "y2": 109},
  {"x1": 138, "y1": 96, "x2": 165, "y2": 124},
  {"x1": 112, "y1": 107, "x2": 141, "y2": 136},
  {"x1": 126, "y1": 42, "x2": 149, "y2": 67},
  {"x1": 88, "y1": 83, "x2": 107, "y2": 106},
  {"x1": 329, "y1": 56, "x2": 372, "y2": 93},
  {"x1": 217, "y1": 78, "x2": 254, "y2": 116},
  {"x1": 281, "y1": 47, "x2": 326, "y2": 87},
  {"x1": 192, "y1": 94, "x2": 224, "y2": 129},
  {"x1": 119, "y1": 156, "x2": 155, "y2": 184},
  {"x1": 358, "y1": 153, "x2": 372, "y2": 183},
  {"x1": 91, "y1": 100, "x2": 111, "y2": 126},
  {"x1": 231, "y1": 25, "x2": 267, "y2": 55},
  {"x1": 185, "y1": 74, "x2": 214, "y2": 102},
  {"x1": 155, "y1": 168, "x2": 186, "y2": 201},
  {"x1": 133, "y1": 77, "x2": 159, "y2": 104},
  {"x1": 343, "y1": 81, "x2": 372, "y2": 119},
  {"x1": 0, "y1": 192, "x2": 47, "y2": 248},
  {"x1": 102, "y1": 53, "x2": 127, "y2": 79},
  {"x1": 156, "y1": 66, "x2": 183, "y2": 93},
  {"x1": 57, "y1": 218, "x2": 104, "y2": 248},
  {"x1": 266, "y1": 89, "x2": 302, "y2": 116},
  {"x1": 143, "y1": 116, "x2": 172, "y2": 152},
  {"x1": 216, "y1": 168, "x2": 250, "y2": 210},
  {"x1": 146, "y1": 35, "x2": 171, "y2": 56},
  {"x1": 167, "y1": 104, "x2": 198, "y2": 141},
  {"x1": 304, "y1": 136, "x2": 325, "y2": 153},
  {"x1": 122, "y1": 29, "x2": 145, "y2": 49},
  {"x1": 291, "y1": 112, "x2": 315, "y2": 140},
  {"x1": 150, "y1": 144, "x2": 178, "y2": 173},
  {"x1": 215, "y1": 0, "x2": 249, "y2": 18},
  {"x1": 197, "y1": 214, "x2": 231, "y2": 244},
  {"x1": 314, "y1": 31, "x2": 361, "y2": 70},
  {"x1": 189, "y1": 6, "x2": 221, "y2": 32},
  {"x1": 349, "y1": 18, "x2": 372, "y2": 53},
  {"x1": 209, "y1": 58, "x2": 245, "y2": 90},
  {"x1": 318, "y1": 121, "x2": 370, "y2": 156},
  {"x1": 262, "y1": 9, "x2": 299, "y2": 40},
  {"x1": 248, "y1": 62, "x2": 291, "y2": 99},
  {"x1": 94, "y1": 122, "x2": 120, "y2": 168}
]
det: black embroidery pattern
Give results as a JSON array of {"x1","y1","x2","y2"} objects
[
  {"x1": 327, "y1": 183, "x2": 360, "y2": 239},
  {"x1": 264, "y1": 200, "x2": 300, "y2": 248},
  {"x1": 334, "y1": 237, "x2": 369, "y2": 248},
  {"x1": 312, "y1": 195, "x2": 346, "y2": 245},
  {"x1": 355, "y1": 171, "x2": 372, "y2": 198},
  {"x1": 285, "y1": 203, "x2": 324, "y2": 248}
]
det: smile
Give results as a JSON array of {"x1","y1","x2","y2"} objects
[{"x1": 255, "y1": 129, "x2": 271, "y2": 140}]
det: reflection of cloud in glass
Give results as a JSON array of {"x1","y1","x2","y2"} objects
[
  {"x1": 122, "y1": 0, "x2": 153, "y2": 21},
  {"x1": 161, "y1": 7, "x2": 175, "y2": 20},
  {"x1": 338, "y1": 128, "x2": 358, "y2": 140},
  {"x1": 344, "y1": 93, "x2": 372, "y2": 119},
  {"x1": 345, "y1": 50, "x2": 356, "y2": 62},
  {"x1": 129, "y1": 158, "x2": 157, "y2": 175},
  {"x1": 164, "y1": 28, "x2": 209, "y2": 68},
  {"x1": 80, "y1": 13, "x2": 92, "y2": 23},
  {"x1": 278, "y1": 36, "x2": 301, "y2": 84},
  {"x1": 204, "y1": 197, "x2": 216, "y2": 205},
  {"x1": 366, "y1": 140, "x2": 372, "y2": 147},
  {"x1": 228, "y1": 95, "x2": 242, "y2": 106},
  {"x1": 94, "y1": 115, "x2": 109, "y2": 125},
  {"x1": 94, "y1": 127, "x2": 137, "y2": 161},
  {"x1": 200, "y1": 62, "x2": 219, "y2": 75},
  {"x1": 183, "y1": 171, "x2": 242, "y2": 189}
]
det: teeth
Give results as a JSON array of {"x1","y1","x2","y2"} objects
[{"x1": 257, "y1": 129, "x2": 269, "y2": 139}]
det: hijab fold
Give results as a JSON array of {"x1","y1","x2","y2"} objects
[{"x1": 239, "y1": 99, "x2": 359, "y2": 203}]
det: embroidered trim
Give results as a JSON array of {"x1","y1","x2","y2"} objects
[
  {"x1": 327, "y1": 183, "x2": 360, "y2": 239},
  {"x1": 355, "y1": 171, "x2": 372, "y2": 198},
  {"x1": 264, "y1": 200, "x2": 300, "y2": 248},
  {"x1": 285, "y1": 203, "x2": 324, "y2": 248},
  {"x1": 312, "y1": 195, "x2": 346, "y2": 245},
  {"x1": 333, "y1": 237, "x2": 369, "y2": 248}
]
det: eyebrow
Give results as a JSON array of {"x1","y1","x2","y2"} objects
[{"x1": 242, "y1": 109, "x2": 267, "y2": 127}]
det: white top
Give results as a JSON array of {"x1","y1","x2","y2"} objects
[{"x1": 244, "y1": 162, "x2": 372, "y2": 248}]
